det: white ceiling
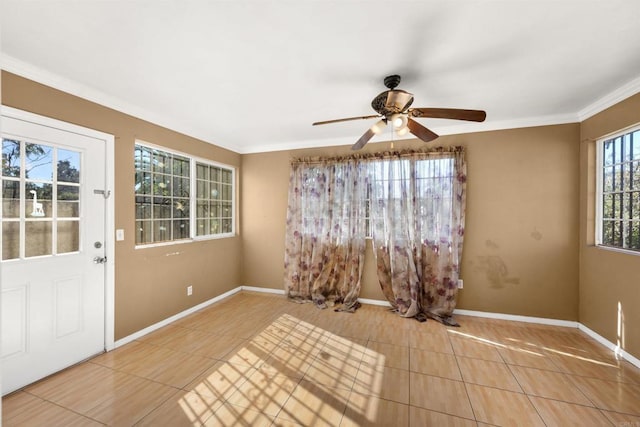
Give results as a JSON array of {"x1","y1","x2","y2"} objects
[{"x1": 2, "y1": 1, "x2": 640, "y2": 154}]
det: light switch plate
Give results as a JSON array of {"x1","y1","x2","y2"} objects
[{"x1": 116, "y1": 229, "x2": 125, "y2": 241}]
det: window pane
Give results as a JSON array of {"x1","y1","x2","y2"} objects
[
  {"x1": 57, "y1": 220, "x2": 80, "y2": 254},
  {"x1": 197, "y1": 180, "x2": 209, "y2": 199},
  {"x1": 136, "y1": 220, "x2": 152, "y2": 244},
  {"x1": 57, "y1": 149, "x2": 80, "y2": 183},
  {"x1": 222, "y1": 219, "x2": 232, "y2": 233},
  {"x1": 152, "y1": 150, "x2": 171, "y2": 174},
  {"x1": 221, "y1": 169, "x2": 232, "y2": 184},
  {"x1": 211, "y1": 182, "x2": 221, "y2": 199},
  {"x1": 196, "y1": 219, "x2": 208, "y2": 236},
  {"x1": 135, "y1": 172, "x2": 151, "y2": 195},
  {"x1": 2, "y1": 221, "x2": 19, "y2": 260},
  {"x1": 173, "y1": 220, "x2": 189, "y2": 239},
  {"x1": 2, "y1": 180, "x2": 20, "y2": 218},
  {"x1": 173, "y1": 158, "x2": 189, "y2": 176},
  {"x1": 153, "y1": 220, "x2": 171, "y2": 242},
  {"x1": 2, "y1": 139, "x2": 21, "y2": 177},
  {"x1": 25, "y1": 221, "x2": 52, "y2": 257},
  {"x1": 629, "y1": 221, "x2": 640, "y2": 250},
  {"x1": 173, "y1": 198, "x2": 189, "y2": 218},
  {"x1": 135, "y1": 146, "x2": 152, "y2": 172},
  {"x1": 26, "y1": 143, "x2": 53, "y2": 181},
  {"x1": 196, "y1": 164, "x2": 208, "y2": 180},
  {"x1": 196, "y1": 200, "x2": 208, "y2": 218},
  {"x1": 153, "y1": 173, "x2": 171, "y2": 196},
  {"x1": 153, "y1": 198, "x2": 171, "y2": 219},
  {"x1": 58, "y1": 185, "x2": 79, "y2": 217},
  {"x1": 136, "y1": 199, "x2": 152, "y2": 220},
  {"x1": 173, "y1": 177, "x2": 189, "y2": 197},
  {"x1": 25, "y1": 183, "x2": 52, "y2": 218}
]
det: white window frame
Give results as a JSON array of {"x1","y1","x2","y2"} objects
[
  {"x1": 134, "y1": 140, "x2": 235, "y2": 248},
  {"x1": 595, "y1": 123, "x2": 640, "y2": 254}
]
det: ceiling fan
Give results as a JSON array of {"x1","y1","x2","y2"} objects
[{"x1": 313, "y1": 75, "x2": 487, "y2": 150}]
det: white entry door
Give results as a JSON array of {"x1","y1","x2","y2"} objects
[{"x1": 1, "y1": 109, "x2": 108, "y2": 395}]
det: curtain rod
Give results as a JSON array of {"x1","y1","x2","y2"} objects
[{"x1": 290, "y1": 146, "x2": 464, "y2": 165}]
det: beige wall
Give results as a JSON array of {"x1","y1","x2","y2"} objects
[
  {"x1": 579, "y1": 92, "x2": 640, "y2": 359},
  {"x1": 242, "y1": 124, "x2": 581, "y2": 320},
  {"x1": 2, "y1": 72, "x2": 243, "y2": 339}
]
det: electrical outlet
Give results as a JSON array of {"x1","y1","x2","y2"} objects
[
  {"x1": 457, "y1": 279, "x2": 464, "y2": 289},
  {"x1": 187, "y1": 285, "x2": 193, "y2": 296}
]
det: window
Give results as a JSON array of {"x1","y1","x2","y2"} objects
[
  {"x1": 134, "y1": 143, "x2": 235, "y2": 246},
  {"x1": 597, "y1": 125, "x2": 640, "y2": 251},
  {"x1": 2, "y1": 138, "x2": 81, "y2": 260}
]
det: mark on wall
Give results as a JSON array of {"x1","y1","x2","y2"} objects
[
  {"x1": 530, "y1": 227, "x2": 543, "y2": 241},
  {"x1": 476, "y1": 255, "x2": 520, "y2": 288},
  {"x1": 485, "y1": 240, "x2": 500, "y2": 250}
]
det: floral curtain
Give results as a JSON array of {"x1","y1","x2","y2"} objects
[
  {"x1": 283, "y1": 158, "x2": 368, "y2": 311},
  {"x1": 368, "y1": 148, "x2": 466, "y2": 325}
]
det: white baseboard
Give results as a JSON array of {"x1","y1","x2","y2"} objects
[
  {"x1": 113, "y1": 285, "x2": 639, "y2": 369},
  {"x1": 453, "y1": 309, "x2": 580, "y2": 328},
  {"x1": 114, "y1": 286, "x2": 243, "y2": 348},
  {"x1": 578, "y1": 323, "x2": 640, "y2": 368},
  {"x1": 242, "y1": 286, "x2": 285, "y2": 295}
]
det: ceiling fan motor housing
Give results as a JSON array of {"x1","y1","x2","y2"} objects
[{"x1": 371, "y1": 89, "x2": 414, "y2": 117}]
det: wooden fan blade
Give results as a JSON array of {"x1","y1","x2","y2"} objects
[
  {"x1": 407, "y1": 118, "x2": 439, "y2": 143},
  {"x1": 313, "y1": 115, "x2": 380, "y2": 126},
  {"x1": 410, "y1": 108, "x2": 486, "y2": 122},
  {"x1": 351, "y1": 128, "x2": 376, "y2": 151}
]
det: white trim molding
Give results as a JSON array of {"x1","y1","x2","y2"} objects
[
  {"x1": 578, "y1": 75, "x2": 640, "y2": 121},
  {"x1": 112, "y1": 285, "x2": 640, "y2": 369}
]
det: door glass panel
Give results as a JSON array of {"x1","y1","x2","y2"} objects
[
  {"x1": 58, "y1": 185, "x2": 79, "y2": 217},
  {"x1": 57, "y1": 149, "x2": 80, "y2": 183},
  {"x1": 57, "y1": 221, "x2": 79, "y2": 254},
  {"x1": 25, "y1": 183, "x2": 53, "y2": 218},
  {"x1": 25, "y1": 143, "x2": 53, "y2": 181},
  {"x1": 25, "y1": 221, "x2": 52, "y2": 257},
  {"x1": 2, "y1": 222, "x2": 19, "y2": 260},
  {"x1": 2, "y1": 180, "x2": 20, "y2": 218},
  {"x1": 2, "y1": 139, "x2": 21, "y2": 177}
]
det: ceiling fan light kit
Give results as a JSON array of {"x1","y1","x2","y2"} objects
[{"x1": 313, "y1": 75, "x2": 487, "y2": 150}]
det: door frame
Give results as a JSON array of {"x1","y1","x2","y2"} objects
[{"x1": 1, "y1": 105, "x2": 116, "y2": 351}]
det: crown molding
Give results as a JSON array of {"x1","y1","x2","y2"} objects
[
  {"x1": 1, "y1": 54, "x2": 244, "y2": 154},
  {"x1": 240, "y1": 113, "x2": 579, "y2": 154},
  {"x1": 4, "y1": 54, "x2": 637, "y2": 155},
  {"x1": 578, "y1": 75, "x2": 640, "y2": 121}
]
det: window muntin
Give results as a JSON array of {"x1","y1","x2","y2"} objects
[
  {"x1": 134, "y1": 142, "x2": 235, "y2": 246},
  {"x1": 598, "y1": 125, "x2": 640, "y2": 251}
]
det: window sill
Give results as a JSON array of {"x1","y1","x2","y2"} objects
[
  {"x1": 595, "y1": 244, "x2": 640, "y2": 257},
  {"x1": 134, "y1": 233, "x2": 236, "y2": 250}
]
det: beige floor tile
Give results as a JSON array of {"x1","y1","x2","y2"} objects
[
  {"x1": 226, "y1": 369, "x2": 300, "y2": 416},
  {"x1": 137, "y1": 324, "x2": 190, "y2": 346},
  {"x1": 550, "y1": 352, "x2": 629, "y2": 383},
  {"x1": 224, "y1": 339, "x2": 272, "y2": 368},
  {"x1": 89, "y1": 340, "x2": 155, "y2": 369},
  {"x1": 457, "y1": 356, "x2": 522, "y2": 392},
  {"x1": 364, "y1": 340, "x2": 409, "y2": 371},
  {"x1": 303, "y1": 352, "x2": 359, "y2": 390},
  {"x1": 449, "y1": 333, "x2": 503, "y2": 362},
  {"x1": 466, "y1": 383, "x2": 545, "y2": 426},
  {"x1": 369, "y1": 327, "x2": 410, "y2": 347},
  {"x1": 409, "y1": 330, "x2": 454, "y2": 354},
  {"x1": 409, "y1": 372, "x2": 474, "y2": 419},
  {"x1": 136, "y1": 389, "x2": 223, "y2": 426},
  {"x1": 341, "y1": 391, "x2": 409, "y2": 426},
  {"x1": 529, "y1": 396, "x2": 613, "y2": 427},
  {"x1": 352, "y1": 364, "x2": 409, "y2": 404},
  {"x1": 509, "y1": 365, "x2": 592, "y2": 405},
  {"x1": 409, "y1": 405, "x2": 477, "y2": 427},
  {"x1": 184, "y1": 360, "x2": 256, "y2": 401},
  {"x1": 410, "y1": 348, "x2": 462, "y2": 380},
  {"x1": 570, "y1": 375, "x2": 640, "y2": 415},
  {"x1": 602, "y1": 409, "x2": 640, "y2": 426},
  {"x1": 119, "y1": 346, "x2": 217, "y2": 388},
  {"x1": 190, "y1": 333, "x2": 247, "y2": 359},
  {"x1": 2, "y1": 392, "x2": 102, "y2": 427},
  {"x1": 204, "y1": 402, "x2": 274, "y2": 426},
  {"x1": 84, "y1": 376, "x2": 178, "y2": 425},
  {"x1": 276, "y1": 379, "x2": 351, "y2": 427},
  {"x1": 498, "y1": 345, "x2": 561, "y2": 371},
  {"x1": 260, "y1": 346, "x2": 315, "y2": 379}
]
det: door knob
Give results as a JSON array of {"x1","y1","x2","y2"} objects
[{"x1": 93, "y1": 256, "x2": 107, "y2": 264}]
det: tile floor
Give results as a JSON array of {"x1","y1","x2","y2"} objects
[{"x1": 3, "y1": 291, "x2": 640, "y2": 426}]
